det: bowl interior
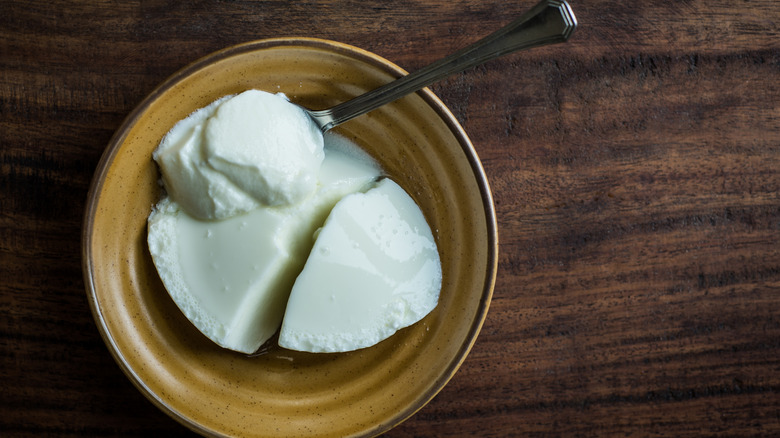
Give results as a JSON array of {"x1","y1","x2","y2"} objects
[{"x1": 83, "y1": 38, "x2": 497, "y2": 438}]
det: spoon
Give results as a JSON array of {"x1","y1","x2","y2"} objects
[{"x1": 305, "y1": 0, "x2": 577, "y2": 132}]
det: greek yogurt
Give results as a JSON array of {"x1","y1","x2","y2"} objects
[{"x1": 148, "y1": 89, "x2": 441, "y2": 354}]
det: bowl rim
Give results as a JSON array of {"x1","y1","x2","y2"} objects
[{"x1": 81, "y1": 36, "x2": 498, "y2": 437}]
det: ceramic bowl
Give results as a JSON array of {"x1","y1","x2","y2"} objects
[{"x1": 82, "y1": 37, "x2": 497, "y2": 437}]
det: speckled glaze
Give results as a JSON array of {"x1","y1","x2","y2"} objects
[{"x1": 82, "y1": 38, "x2": 497, "y2": 438}]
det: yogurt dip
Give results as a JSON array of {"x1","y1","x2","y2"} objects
[
  {"x1": 148, "y1": 142, "x2": 380, "y2": 353},
  {"x1": 148, "y1": 89, "x2": 441, "y2": 354}
]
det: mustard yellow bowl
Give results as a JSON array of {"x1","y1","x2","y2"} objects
[{"x1": 82, "y1": 37, "x2": 497, "y2": 437}]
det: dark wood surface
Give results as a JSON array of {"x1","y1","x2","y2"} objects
[{"x1": 3, "y1": 0, "x2": 779, "y2": 436}]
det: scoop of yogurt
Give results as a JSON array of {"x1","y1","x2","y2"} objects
[
  {"x1": 153, "y1": 89, "x2": 324, "y2": 220},
  {"x1": 147, "y1": 89, "x2": 442, "y2": 355}
]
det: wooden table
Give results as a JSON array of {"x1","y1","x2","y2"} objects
[{"x1": 3, "y1": 0, "x2": 779, "y2": 436}]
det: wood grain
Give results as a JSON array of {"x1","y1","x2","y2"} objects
[{"x1": 2, "y1": 0, "x2": 779, "y2": 436}]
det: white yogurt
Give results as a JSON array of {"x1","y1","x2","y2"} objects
[
  {"x1": 153, "y1": 90, "x2": 324, "y2": 220},
  {"x1": 148, "y1": 90, "x2": 442, "y2": 355},
  {"x1": 278, "y1": 178, "x2": 442, "y2": 353},
  {"x1": 148, "y1": 139, "x2": 380, "y2": 354}
]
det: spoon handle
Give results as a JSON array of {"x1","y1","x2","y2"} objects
[{"x1": 310, "y1": 0, "x2": 577, "y2": 132}]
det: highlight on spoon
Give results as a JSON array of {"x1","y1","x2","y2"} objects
[{"x1": 555, "y1": 0, "x2": 578, "y2": 41}]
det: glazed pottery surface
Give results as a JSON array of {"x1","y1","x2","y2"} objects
[{"x1": 82, "y1": 38, "x2": 497, "y2": 437}]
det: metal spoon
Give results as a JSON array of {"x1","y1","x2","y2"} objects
[{"x1": 306, "y1": 0, "x2": 577, "y2": 132}]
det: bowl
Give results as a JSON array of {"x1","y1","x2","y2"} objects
[{"x1": 82, "y1": 37, "x2": 498, "y2": 437}]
